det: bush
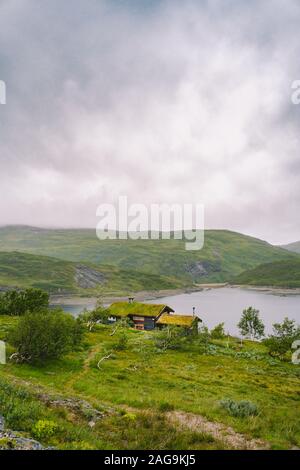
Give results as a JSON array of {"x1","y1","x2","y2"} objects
[
  {"x1": 32, "y1": 420, "x2": 58, "y2": 440},
  {"x1": 158, "y1": 402, "x2": 175, "y2": 412},
  {"x1": 114, "y1": 332, "x2": 128, "y2": 351},
  {"x1": 210, "y1": 323, "x2": 226, "y2": 339},
  {"x1": 0, "y1": 288, "x2": 49, "y2": 316},
  {"x1": 8, "y1": 308, "x2": 84, "y2": 363},
  {"x1": 80, "y1": 305, "x2": 111, "y2": 331},
  {"x1": 220, "y1": 399, "x2": 259, "y2": 418},
  {"x1": 198, "y1": 325, "x2": 211, "y2": 352},
  {"x1": 263, "y1": 317, "x2": 300, "y2": 359},
  {"x1": 154, "y1": 326, "x2": 187, "y2": 351}
]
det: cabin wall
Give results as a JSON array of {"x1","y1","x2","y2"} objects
[{"x1": 131, "y1": 315, "x2": 156, "y2": 330}]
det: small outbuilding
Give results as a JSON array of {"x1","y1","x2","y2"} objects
[{"x1": 156, "y1": 313, "x2": 201, "y2": 331}]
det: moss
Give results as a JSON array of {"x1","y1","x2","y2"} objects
[
  {"x1": 156, "y1": 313, "x2": 198, "y2": 328},
  {"x1": 108, "y1": 302, "x2": 171, "y2": 318}
]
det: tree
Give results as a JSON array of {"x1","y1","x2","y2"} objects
[
  {"x1": 82, "y1": 305, "x2": 111, "y2": 331},
  {"x1": 237, "y1": 307, "x2": 265, "y2": 340},
  {"x1": 154, "y1": 326, "x2": 187, "y2": 351},
  {"x1": 9, "y1": 308, "x2": 84, "y2": 363},
  {"x1": 0, "y1": 288, "x2": 49, "y2": 316},
  {"x1": 198, "y1": 324, "x2": 211, "y2": 352},
  {"x1": 210, "y1": 322, "x2": 226, "y2": 339},
  {"x1": 264, "y1": 317, "x2": 300, "y2": 359}
]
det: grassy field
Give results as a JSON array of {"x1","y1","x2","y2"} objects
[
  {"x1": 0, "y1": 315, "x2": 299, "y2": 450},
  {"x1": 0, "y1": 251, "x2": 183, "y2": 295},
  {"x1": 0, "y1": 226, "x2": 298, "y2": 285},
  {"x1": 232, "y1": 259, "x2": 300, "y2": 288}
]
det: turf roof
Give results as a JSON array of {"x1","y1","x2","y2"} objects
[
  {"x1": 108, "y1": 301, "x2": 173, "y2": 318},
  {"x1": 156, "y1": 313, "x2": 200, "y2": 328}
]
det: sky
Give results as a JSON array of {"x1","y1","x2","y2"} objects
[{"x1": 0, "y1": 0, "x2": 300, "y2": 245}]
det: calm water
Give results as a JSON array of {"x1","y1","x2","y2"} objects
[
  {"x1": 52, "y1": 287, "x2": 300, "y2": 336},
  {"x1": 145, "y1": 287, "x2": 300, "y2": 336}
]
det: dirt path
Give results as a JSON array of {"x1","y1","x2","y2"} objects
[{"x1": 167, "y1": 411, "x2": 270, "y2": 450}]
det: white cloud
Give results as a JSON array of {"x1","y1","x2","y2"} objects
[{"x1": 0, "y1": 0, "x2": 300, "y2": 244}]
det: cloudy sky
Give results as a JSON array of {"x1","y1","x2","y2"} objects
[{"x1": 0, "y1": 0, "x2": 300, "y2": 244}]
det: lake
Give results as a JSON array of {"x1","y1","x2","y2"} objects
[
  {"x1": 145, "y1": 287, "x2": 300, "y2": 336},
  {"x1": 52, "y1": 287, "x2": 300, "y2": 336}
]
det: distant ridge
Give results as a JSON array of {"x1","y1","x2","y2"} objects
[
  {"x1": 231, "y1": 258, "x2": 300, "y2": 288},
  {"x1": 0, "y1": 225, "x2": 297, "y2": 285},
  {"x1": 0, "y1": 251, "x2": 182, "y2": 294},
  {"x1": 281, "y1": 241, "x2": 300, "y2": 254}
]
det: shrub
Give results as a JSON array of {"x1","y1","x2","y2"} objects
[
  {"x1": 158, "y1": 402, "x2": 175, "y2": 412},
  {"x1": 0, "y1": 288, "x2": 49, "y2": 316},
  {"x1": 32, "y1": 420, "x2": 58, "y2": 440},
  {"x1": 154, "y1": 326, "x2": 187, "y2": 351},
  {"x1": 198, "y1": 325, "x2": 211, "y2": 352},
  {"x1": 8, "y1": 308, "x2": 84, "y2": 363},
  {"x1": 114, "y1": 332, "x2": 128, "y2": 351},
  {"x1": 210, "y1": 322, "x2": 226, "y2": 339},
  {"x1": 80, "y1": 305, "x2": 111, "y2": 331},
  {"x1": 263, "y1": 317, "x2": 300, "y2": 359},
  {"x1": 220, "y1": 399, "x2": 259, "y2": 418}
]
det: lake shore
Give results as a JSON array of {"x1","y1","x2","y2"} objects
[
  {"x1": 50, "y1": 282, "x2": 300, "y2": 307},
  {"x1": 50, "y1": 285, "x2": 203, "y2": 306},
  {"x1": 230, "y1": 284, "x2": 300, "y2": 295}
]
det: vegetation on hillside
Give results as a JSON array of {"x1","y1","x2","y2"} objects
[
  {"x1": 0, "y1": 226, "x2": 298, "y2": 284},
  {"x1": 0, "y1": 251, "x2": 183, "y2": 294},
  {"x1": 282, "y1": 241, "x2": 300, "y2": 254},
  {"x1": 0, "y1": 303, "x2": 299, "y2": 449},
  {"x1": 232, "y1": 259, "x2": 300, "y2": 288}
]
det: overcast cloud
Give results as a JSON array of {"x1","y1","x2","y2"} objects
[{"x1": 0, "y1": 0, "x2": 300, "y2": 244}]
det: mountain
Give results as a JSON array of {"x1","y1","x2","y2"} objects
[
  {"x1": 0, "y1": 225, "x2": 298, "y2": 285},
  {"x1": 0, "y1": 251, "x2": 182, "y2": 294},
  {"x1": 231, "y1": 259, "x2": 300, "y2": 288},
  {"x1": 281, "y1": 241, "x2": 300, "y2": 254}
]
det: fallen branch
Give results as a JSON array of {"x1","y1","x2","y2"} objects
[{"x1": 97, "y1": 353, "x2": 113, "y2": 370}]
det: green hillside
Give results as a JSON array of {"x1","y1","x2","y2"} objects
[
  {"x1": 0, "y1": 226, "x2": 297, "y2": 284},
  {"x1": 282, "y1": 241, "x2": 300, "y2": 254},
  {"x1": 231, "y1": 259, "x2": 300, "y2": 288},
  {"x1": 0, "y1": 251, "x2": 182, "y2": 294}
]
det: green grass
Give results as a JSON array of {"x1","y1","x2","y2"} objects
[
  {"x1": 232, "y1": 259, "x2": 300, "y2": 288},
  {"x1": 0, "y1": 226, "x2": 298, "y2": 285},
  {"x1": 0, "y1": 251, "x2": 183, "y2": 295},
  {"x1": 0, "y1": 315, "x2": 299, "y2": 450}
]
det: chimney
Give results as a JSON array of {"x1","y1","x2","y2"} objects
[
  {"x1": 192, "y1": 306, "x2": 195, "y2": 317},
  {"x1": 128, "y1": 297, "x2": 134, "y2": 304}
]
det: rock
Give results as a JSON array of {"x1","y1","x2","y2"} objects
[
  {"x1": 0, "y1": 429, "x2": 53, "y2": 450},
  {"x1": 75, "y1": 265, "x2": 106, "y2": 289},
  {"x1": 37, "y1": 394, "x2": 109, "y2": 423},
  {"x1": 185, "y1": 260, "x2": 222, "y2": 279},
  {"x1": 0, "y1": 415, "x2": 5, "y2": 431}
]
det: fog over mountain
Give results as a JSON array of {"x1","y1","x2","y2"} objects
[{"x1": 0, "y1": 0, "x2": 300, "y2": 244}]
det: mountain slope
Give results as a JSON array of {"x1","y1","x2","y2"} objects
[
  {"x1": 282, "y1": 241, "x2": 300, "y2": 254},
  {"x1": 0, "y1": 226, "x2": 298, "y2": 284},
  {"x1": 0, "y1": 251, "x2": 182, "y2": 294},
  {"x1": 231, "y1": 259, "x2": 300, "y2": 288}
]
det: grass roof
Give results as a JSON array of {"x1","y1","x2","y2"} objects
[
  {"x1": 108, "y1": 302, "x2": 173, "y2": 318},
  {"x1": 156, "y1": 313, "x2": 199, "y2": 328}
]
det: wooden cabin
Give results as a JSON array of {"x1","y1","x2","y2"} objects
[
  {"x1": 108, "y1": 301, "x2": 174, "y2": 330},
  {"x1": 108, "y1": 300, "x2": 201, "y2": 331}
]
